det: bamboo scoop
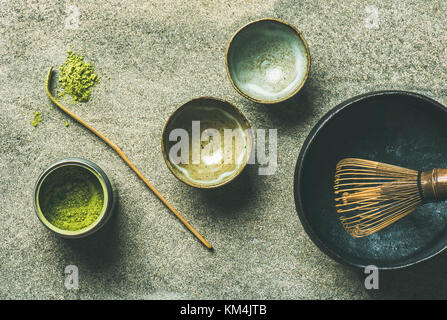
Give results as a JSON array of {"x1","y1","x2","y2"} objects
[{"x1": 46, "y1": 67, "x2": 212, "y2": 250}]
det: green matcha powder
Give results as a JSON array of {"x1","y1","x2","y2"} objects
[
  {"x1": 58, "y1": 50, "x2": 99, "y2": 103},
  {"x1": 31, "y1": 111, "x2": 42, "y2": 127},
  {"x1": 39, "y1": 166, "x2": 104, "y2": 231}
]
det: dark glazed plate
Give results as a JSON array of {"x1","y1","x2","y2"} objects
[{"x1": 294, "y1": 91, "x2": 447, "y2": 269}]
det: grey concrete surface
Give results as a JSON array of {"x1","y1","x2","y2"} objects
[{"x1": 2, "y1": 0, "x2": 447, "y2": 300}]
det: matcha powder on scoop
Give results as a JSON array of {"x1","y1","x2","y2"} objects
[{"x1": 58, "y1": 50, "x2": 99, "y2": 103}]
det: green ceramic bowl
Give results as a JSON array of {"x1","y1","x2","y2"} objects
[
  {"x1": 34, "y1": 158, "x2": 114, "y2": 238},
  {"x1": 226, "y1": 18, "x2": 311, "y2": 104},
  {"x1": 162, "y1": 97, "x2": 252, "y2": 189}
]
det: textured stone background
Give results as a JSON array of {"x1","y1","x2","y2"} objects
[{"x1": 2, "y1": 0, "x2": 447, "y2": 299}]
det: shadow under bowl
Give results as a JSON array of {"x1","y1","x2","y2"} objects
[
  {"x1": 162, "y1": 97, "x2": 252, "y2": 189},
  {"x1": 226, "y1": 18, "x2": 310, "y2": 104},
  {"x1": 294, "y1": 91, "x2": 447, "y2": 269}
]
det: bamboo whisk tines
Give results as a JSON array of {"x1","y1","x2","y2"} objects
[{"x1": 334, "y1": 158, "x2": 425, "y2": 238}]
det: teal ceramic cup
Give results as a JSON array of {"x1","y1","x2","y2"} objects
[{"x1": 226, "y1": 18, "x2": 311, "y2": 104}]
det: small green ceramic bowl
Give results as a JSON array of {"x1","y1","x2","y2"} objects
[
  {"x1": 226, "y1": 18, "x2": 311, "y2": 104},
  {"x1": 161, "y1": 97, "x2": 253, "y2": 188},
  {"x1": 34, "y1": 158, "x2": 114, "y2": 238}
]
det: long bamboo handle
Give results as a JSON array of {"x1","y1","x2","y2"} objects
[{"x1": 46, "y1": 67, "x2": 212, "y2": 250}]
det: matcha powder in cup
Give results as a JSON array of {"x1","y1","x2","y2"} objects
[
  {"x1": 34, "y1": 159, "x2": 114, "y2": 238},
  {"x1": 38, "y1": 165, "x2": 105, "y2": 232}
]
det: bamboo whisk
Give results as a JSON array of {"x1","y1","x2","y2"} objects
[{"x1": 334, "y1": 158, "x2": 447, "y2": 238}]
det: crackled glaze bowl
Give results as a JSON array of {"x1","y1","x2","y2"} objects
[
  {"x1": 162, "y1": 97, "x2": 252, "y2": 188},
  {"x1": 226, "y1": 18, "x2": 310, "y2": 104}
]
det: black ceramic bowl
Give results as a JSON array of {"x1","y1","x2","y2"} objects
[{"x1": 295, "y1": 91, "x2": 447, "y2": 270}]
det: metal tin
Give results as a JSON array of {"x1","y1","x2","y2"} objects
[{"x1": 34, "y1": 158, "x2": 114, "y2": 238}]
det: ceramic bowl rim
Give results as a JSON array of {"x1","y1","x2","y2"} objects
[
  {"x1": 161, "y1": 96, "x2": 253, "y2": 189},
  {"x1": 225, "y1": 17, "x2": 311, "y2": 104}
]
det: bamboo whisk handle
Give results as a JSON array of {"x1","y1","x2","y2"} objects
[{"x1": 420, "y1": 169, "x2": 447, "y2": 202}]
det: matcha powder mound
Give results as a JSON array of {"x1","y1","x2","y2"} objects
[{"x1": 58, "y1": 50, "x2": 99, "y2": 102}]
